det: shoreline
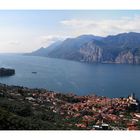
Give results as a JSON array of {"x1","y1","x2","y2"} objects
[{"x1": 0, "y1": 82, "x2": 139, "y2": 99}]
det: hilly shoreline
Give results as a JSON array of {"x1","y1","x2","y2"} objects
[{"x1": 0, "y1": 83, "x2": 140, "y2": 130}]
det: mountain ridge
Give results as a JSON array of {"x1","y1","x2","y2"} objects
[{"x1": 29, "y1": 32, "x2": 140, "y2": 64}]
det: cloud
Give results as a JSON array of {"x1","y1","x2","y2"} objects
[
  {"x1": 60, "y1": 16, "x2": 140, "y2": 36},
  {"x1": 41, "y1": 35, "x2": 58, "y2": 42},
  {"x1": 8, "y1": 40, "x2": 21, "y2": 46},
  {"x1": 39, "y1": 35, "x2": 66, "y2": 46}
]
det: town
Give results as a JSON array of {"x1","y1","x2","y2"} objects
[{"x1": 0, "y1": 83, "x2": 140, "y2": 130}]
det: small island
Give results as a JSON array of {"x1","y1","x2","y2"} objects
[{"x1": 0, "y1": 68, "x2": 15, "y2": 76}]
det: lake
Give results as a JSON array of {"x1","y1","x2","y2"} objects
[{"x1": 0, "y1": 54, "x2": 140, "y2": 98}]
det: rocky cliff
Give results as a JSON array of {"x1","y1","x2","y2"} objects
[
  {"x1": 79, "y1": 41, "x2": 103, "y2": 63},
  {"x1": 115, "y1": 51, "x2": 140, "y2": 64}
]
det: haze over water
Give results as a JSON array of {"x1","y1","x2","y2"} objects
[{"x1": 0, "y1": 54, "x2": 140, "y2": 98}]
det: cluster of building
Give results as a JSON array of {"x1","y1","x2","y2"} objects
[
  {"x1": 0, "y1": 83, "x2": 140, "y2": 130},
  {"x1": 57, "y1": 93, "x2": 140, "y2": 130}
]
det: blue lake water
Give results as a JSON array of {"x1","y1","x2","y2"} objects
[{"x1": 0, "y1": 54, "x2": 140, "y2": 98}]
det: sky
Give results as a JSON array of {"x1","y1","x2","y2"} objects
[{"x1": 1, "y1": 10, "x2": 140, "y2": 53}]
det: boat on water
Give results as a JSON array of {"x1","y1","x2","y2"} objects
[{"x1": 32, "y1": 72, "x2": 37, "y2": 74}]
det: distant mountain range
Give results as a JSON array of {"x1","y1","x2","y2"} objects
[{"x1": 29, "y1": 32, "x2": 140, "y2": 64}]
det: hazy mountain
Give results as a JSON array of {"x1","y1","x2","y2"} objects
[
  {"x1": 30, "y1": 41, "x2": 62, "y2": 57},
  {"x1": 30, "y1": 32, "x2": 140, "y2": 64},
  {"x1": 30, "y1": 35, "x2": 103, "y2": 60}
]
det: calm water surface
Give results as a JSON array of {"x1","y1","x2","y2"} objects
[{"x1": 0, "y1": 54, "x2": 140, "y2": 98}]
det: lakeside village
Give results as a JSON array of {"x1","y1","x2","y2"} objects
[{"x1": 0, "y1": 83, "x2": 140, "y2": 130}]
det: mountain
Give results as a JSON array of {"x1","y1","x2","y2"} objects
[
  {"x1": 31, "y1": 35, "x2": 103, "y2": 58},
  {"x1": 29, "y1": 32, "x2": 140, "y2": 64},
  {"x1": 30, "y1": 41, "x2": 62, "y2": 57}
]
